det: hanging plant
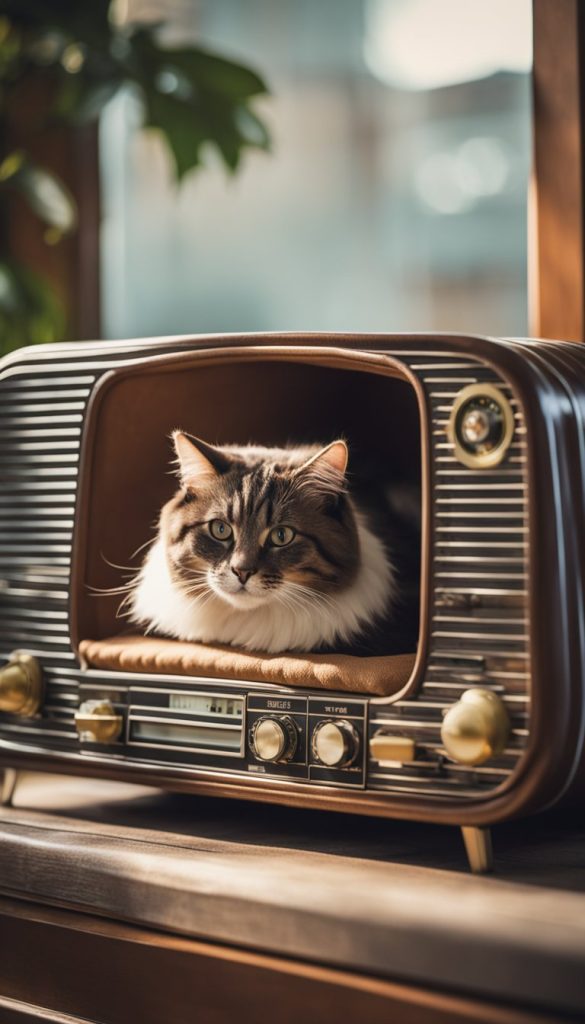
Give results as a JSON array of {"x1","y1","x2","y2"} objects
[{"x1": 0, "y1": 0, "x2": 271, "y2": 354}]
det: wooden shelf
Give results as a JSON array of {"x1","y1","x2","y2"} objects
[{"x1": 0, "y1": 772, "x2": 583, "y2": 1022}]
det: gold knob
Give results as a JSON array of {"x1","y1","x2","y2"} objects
[
  {"x1": 312, "y1": 720, "x2": 360, "y2": 768},
  {"x1": 250, "y1": 715, "x2": 298, "y2": 763},
  {"x1": 75, "y1": 700, "x2": 123, "y2": 744},
  {"x1": 441, "y1": 688, "x2": 509, "y2": 766},
  {"x1": 0, "y1": 653, "x2": 43, "y2": 716}
]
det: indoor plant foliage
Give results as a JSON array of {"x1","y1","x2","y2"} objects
[{"x1": 0, "y1": 0, "x2": 270, "y2": 355}]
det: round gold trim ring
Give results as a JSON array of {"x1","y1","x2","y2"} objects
[{"x1": 447, "y1": 383, "x2": 515, "y2": 469}]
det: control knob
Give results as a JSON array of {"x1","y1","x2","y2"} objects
[
  {"x1": 75, "y1": 699, "x2": 123, "y2": 744},
  {"x1": 441, "y1": 688, "x2": 510, "y2": 766},
  {"x1": 0, "y1": 653, "x2": 42, "y2": 717},
  {"x1": 250, "y1": 715, "x2": 298, "y2": 763},
  {"x1": 448, "y1": 384, "x2": 514, "y2": 469},
  {"x1": 312, "y1": 719, "x2": 360, "y2": 768}
]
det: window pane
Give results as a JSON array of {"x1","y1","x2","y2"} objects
[{"x1": 101, "y1": 0, "x2": 532, "y2": 338}]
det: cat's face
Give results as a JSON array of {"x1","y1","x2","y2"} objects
[{"x1": 160, "y1": 434, "x2": 360, "y2": 612}]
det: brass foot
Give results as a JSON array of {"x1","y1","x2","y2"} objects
[
  {"x1": 1, "y1": 769, "x2": 19, "y2": 807},
  {"x1": 461, "y1": 826, "x2": 493, "y2": 873}
]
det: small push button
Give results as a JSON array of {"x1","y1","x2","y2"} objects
[{"x1": 370, "y1": 733, "x2": 416, "y2": 764}]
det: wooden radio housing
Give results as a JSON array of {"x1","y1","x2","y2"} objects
[{"x1": 1, "y1": 333, "x2": 584, "y2": 871}]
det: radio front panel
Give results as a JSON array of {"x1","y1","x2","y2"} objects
[{"x1": 0, "y1": 333, "x2": 582, "y2": 830}]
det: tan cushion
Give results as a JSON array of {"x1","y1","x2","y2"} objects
[{"x1": 79, "y1": 635, "x2": 415, "y2": 697}]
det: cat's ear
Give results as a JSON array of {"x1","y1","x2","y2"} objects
[
  {"x1": 295, "y1": 440, "x2": 348, "y2": 498},
  {"x1": 172, "y1": 432, "x2": 231, "y2": 490}
]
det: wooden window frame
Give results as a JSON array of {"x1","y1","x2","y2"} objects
[{"x1": 532, "y1": 0, "x2": 585, "y2": 341}]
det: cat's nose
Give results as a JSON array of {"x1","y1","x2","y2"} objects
[{"x1": 231, "y1": 565, "x2": 257, "y2": 585}]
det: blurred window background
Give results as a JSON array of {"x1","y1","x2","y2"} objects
[{"x1": 101, "y1": 0, "x2": 532, "y2": 339}]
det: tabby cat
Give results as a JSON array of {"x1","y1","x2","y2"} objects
[{"x1": 128, "y1": 432, "x2": 401, "y2": 654}]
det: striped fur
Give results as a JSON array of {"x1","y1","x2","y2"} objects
[{"x1": 129, "y1": 435, "x2": 395, "y2": 653}]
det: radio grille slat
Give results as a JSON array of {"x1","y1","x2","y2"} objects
[
  {"x1": 0, "y1": 363, "x2": 78, "y2": 717},
  {"x1": 369, "y1": 353, "x2": 530, "y2": 798}
]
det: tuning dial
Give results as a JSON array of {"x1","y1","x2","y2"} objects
[
  {"x1": 0, "y1": 653, "x2": 43, "y2": 717},
  {"x1": 312, "y1": 720, "x2": 360, "y2": 768},
  {"x1": 75, "y1": 699, "x2": 123, "y2": 744},
  {"x1": 250, "y1": 715, "x2": 298, "y2": 763},
  {"x1": 449, "y1": 384, "x2": 514, "y2": 469},
  {"x1": 441, "y1": 688, "x2": 510, "y2": 766}
]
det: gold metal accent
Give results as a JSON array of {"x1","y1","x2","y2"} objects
[
  {"x1": 1, "y1": 769, "x2": 19, "y2": 807},
  {"x1": 448, "y1": 383, "x2": 515, "y2": 468},
  {"x1": 370, "y1": 733, "x2": 416, "y2": 764},
  {"x1": 0, "y1": 653, "x2": 43, "y2": 716},
  {"x1": 460, "y1": 407, "x2": 491, "y2": 444},
  {"x1": 441, "y1": 688, "x2": 510, "y2": 766},
  {"x1": 461, "y1": 826, "x2": 494, "y2": 873},
  {"x1": 251, "y1": 715, "x2": 297, "y2": 763},
  {"x1": 312, "y1": 720, "x2": 360, "y2": 768},
  {"x1": 75, "y1": 699, "x2": 123, "y2": 744}
]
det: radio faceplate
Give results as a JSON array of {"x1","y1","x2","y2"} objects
[{"x1": 71, "y1": 676, "x2": 368, "y2": 789}]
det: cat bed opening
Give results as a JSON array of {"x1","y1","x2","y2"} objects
[{"x1": 74, "y1": 349, "x2": 422, "y2": 696}]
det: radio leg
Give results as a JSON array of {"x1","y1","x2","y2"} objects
[
  {"x1": 461, "y1": 826, "x2": 493, "y2": 873},
  {"x1": 1, "y1": 769, "x2": 19, "y2": 807}
]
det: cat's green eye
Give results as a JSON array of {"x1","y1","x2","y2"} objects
[
  {"x1": 269, "y1": 526, "x2": 296, "y2": 547},
  {"x1": 209, "y1": 519, "x2": 233, "y2": 541}
]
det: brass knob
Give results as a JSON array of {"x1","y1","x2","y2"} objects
[
  {"x1": 312, "y1": 720, "x2": 360, "y2": 768},
  {"x1": 441, "y1": 688, "x2": 509, "y2": 766},
  {"x1": 75, "y1": 699, "x2": 123, "y2": 744},
  {"x1": 250, "y1": 715, "x2": 298, "y2": 763},
  {"x1": 0, "y1": 653, "x2": 43, "y2": 716}
]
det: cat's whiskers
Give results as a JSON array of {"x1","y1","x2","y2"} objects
[
  {"x1": 130, "y1": 536, "x2": 157, "y2": 560},
  {"x1": 116, "y1": 592, "x2": 136, "y2": 619},
  {"x1": 276, "y1": 586, "x2": 325, "y2": 620},
  {"x1": 283, "y1": 581, "x2": 340, "y2": 616},
  {"x1": 100, "y1": 553, "x2": 144, "y2": 572},
  {"x1": 88, "y1": 582, "x2": 136, "y2": 596}
]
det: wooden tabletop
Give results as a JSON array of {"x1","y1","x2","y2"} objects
[{"x1": 0, "y1": 772, "x2": 584, "y2": 1019}]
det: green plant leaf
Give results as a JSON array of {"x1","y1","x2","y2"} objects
[
  {"x1": 0, "y1": 2, "x2": 273, "y2": 354},
  {"x1": 127, "y1": 29, "x2": 271, "y2": 178},
  {"x1": 160, "y1": 47, "x2": 268, "y2": 100},
  {"x1": 0, "y1": 152, "x2": 77, "y2": 235},
  {"x1": 0, "y1": 261, "x2": 66, "y2": 355},
  {"x1": 143, "y1": 88, "x2": 208, "y2": 179},
  {"x1": 233, "y1": 105, "x2": 271, "y2": 150},
  {"x1": 55, "y1": 74, "x2": 122, "y2": 122}
]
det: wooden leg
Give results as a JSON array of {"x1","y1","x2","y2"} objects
[
  {"x1": 461, "y1": 826, "x2": 493, "y2": 874},
  {"x1": 1, "y1": 769, "x2": 19, "y2": 807}
]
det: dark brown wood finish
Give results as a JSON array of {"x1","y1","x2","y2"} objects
[
  {"x1": 5, "y1": 80, "x2": 101, "y2": 341},
  {"x1": 0, "y1": 899, "x2": 568, "y2": 1024},
  {"x1": 532, "y1": 0, "x2": 585, "y2": 341},
  {"x1": 0, "y1": 774, "x2": 584, "y2": 1023},
  {"x1": 2, "y1": 332, "x2": 585, "y2": 830}
]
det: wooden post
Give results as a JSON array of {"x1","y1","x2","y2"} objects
[
  {"x1": 5, "y1": 79, "x2": 101, "y2": 342},
  {"x1": 532, "y1": 0, "x2": 585, "y2": 341}
]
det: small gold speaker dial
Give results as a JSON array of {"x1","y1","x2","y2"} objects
[
  {"x1": 250, "y1": 715, "x2": 298, "y2": 763},
  {"x1": 0, "y1": 653, "x2": 43, "y2": 717},
  {"x1": 448, "y1": 384, "x2": 515, "y2": 468},
  {"x1": 441, "y1": 688, "x2": 510, "y2": 766}
]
